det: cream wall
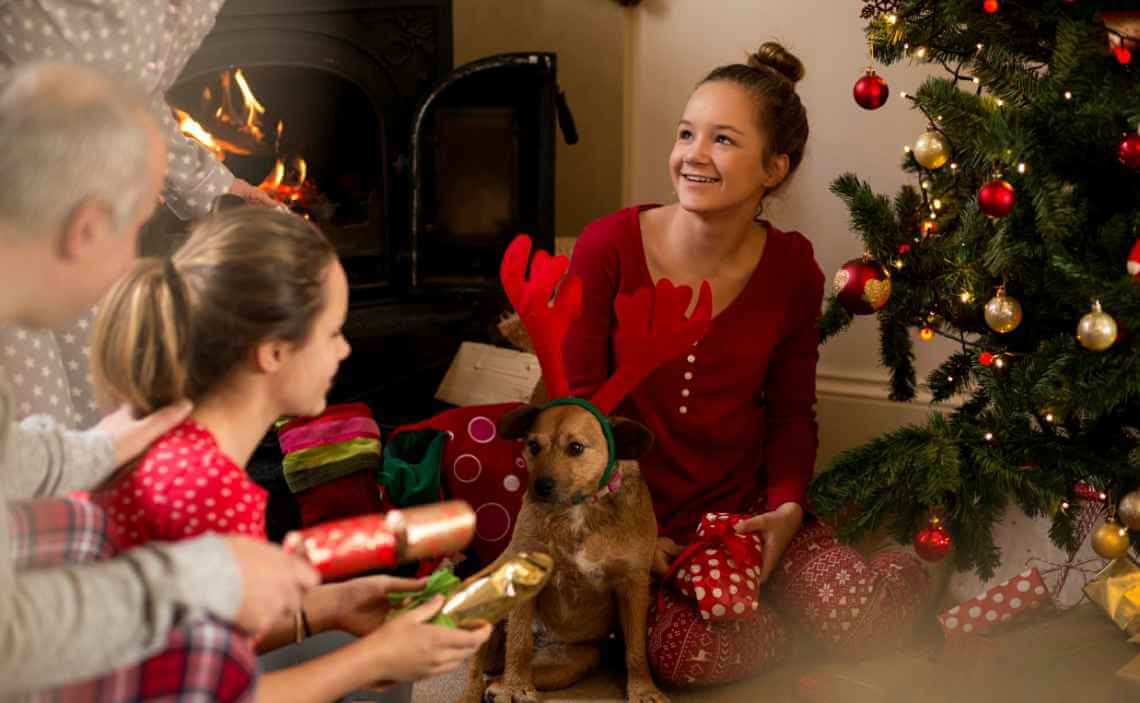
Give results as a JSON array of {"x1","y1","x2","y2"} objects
[
  {"x1": 453, "y1": 0, "x2": 626, "y2": 239},
  {"x1": 624, "y1": 0, "x2": 956, "y2": 468}
]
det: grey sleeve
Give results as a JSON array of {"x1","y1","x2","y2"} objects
[
  {"x1": 150, "y1": 92, "x2": 235, "y2": 220},
  {"x1": 0, "y1": 534, "x2": 243, "y2": 695},
  {"x1": 4, "y1": 415, "x2": 116, "y2": 499}
]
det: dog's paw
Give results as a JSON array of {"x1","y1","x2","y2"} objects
[
  {"x1": 627, "y1": 682, "x2": 670, "y2": 703},
  {"x1": 485, "y1": 680, "x2": 539, "y2": 703}
]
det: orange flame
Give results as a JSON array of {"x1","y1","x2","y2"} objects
[
  {"x1": 174, "y1": 108, "x2": 251, "y2": 161},
  {"x1": 175, "y1": 69, "x2": 313, "y2": 209}
]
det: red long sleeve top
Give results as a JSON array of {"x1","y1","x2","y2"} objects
[{"x1": 564, "y1": 205, "x2": 824, "y2": 541}]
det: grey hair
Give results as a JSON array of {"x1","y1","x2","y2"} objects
[{"x1": 0, "y1": 62, "x2": 155, "y2": 241}]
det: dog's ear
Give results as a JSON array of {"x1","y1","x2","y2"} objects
[
  {"x1": 611, "y1": 416, "x2": 654, "y2": 460},
  {"x1": 499, "y1": 404, "x2": 542, "y2": 439}
]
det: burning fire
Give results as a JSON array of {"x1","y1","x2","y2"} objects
[{"x1": 175, "y1": 68, "x2": 313, "y2": 207}]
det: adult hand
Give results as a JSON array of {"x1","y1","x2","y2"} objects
[
  {"x1": 651, "y1": 536, "x2": 683, "y2": 578},
  {"x1": 95, "y1": 401, "x2": 192, "y2": 467},
  {"x1": 734, "y1": 502, "x2": 804, "y2": 585},
  {"x1": 317, "y1": 574, "x2": 428, "y2": 638},
  {"x1": 228, "y1": 177, "x2": 282, "y2": 209},
  {"x1": 363, "y1": 596, "x2": 492, "y2": 682},
  {"x1": 224, "y1": 536, "x2": 320, "y2": 636}
]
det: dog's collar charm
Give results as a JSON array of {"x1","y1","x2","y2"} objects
[
  {"x1": 578, "y1": 466, "x2": 624, "y2": 505},
  {"x1": 537, "y1": 396, "x2": 617, "y2": 490}
]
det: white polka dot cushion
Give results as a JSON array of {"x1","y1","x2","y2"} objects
[{"x1": 387, "y1": 402, "x2": 529, "y2": 566}]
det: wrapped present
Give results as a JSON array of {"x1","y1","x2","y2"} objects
[
  {"x1": 661, "y1": 512, "x2": 764, "y2": 621},
  {"x1": 388, "y1": 552, "x2": 554, "y2": 629},
  {"x1": 440, "y1": 551, "x2": 553, "y2": 627},
  {"x1": 939, "y1": 568, "x2": 1053, "y2": 638},
  {"x1": 1083, "y1": 557, "x2": 1140, "y2": 640},
  {"x1": 283, "y1": 501, "x2": 476, "y2": 581}
]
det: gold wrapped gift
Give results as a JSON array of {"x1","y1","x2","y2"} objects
[
  {"x1": 441, "y1": 551, "x2": 554, "y2": 628},
  {"x1": 1083, "y1": 557, "x2": 1140, "y2": 639}
]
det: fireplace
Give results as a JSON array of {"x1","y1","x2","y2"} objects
[{"x1": 153, "y1": 0, "x2": 569, "y2": 429}]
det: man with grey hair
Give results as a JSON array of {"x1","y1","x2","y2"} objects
[
  {"x1": 0, "y1": 0, "x2": 278, "y2": 432},
  {"x1": 0, "y1": 62, "x2": 319, "y2": 701}
]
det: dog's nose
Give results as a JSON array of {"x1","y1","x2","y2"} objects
[{"x1": 534, "y1": 477, "x2": 555, "y2": 499}]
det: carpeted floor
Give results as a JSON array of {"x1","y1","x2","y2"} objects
[{"x1": 410, "y1": 605, "x2": 1140, "y2": 703}]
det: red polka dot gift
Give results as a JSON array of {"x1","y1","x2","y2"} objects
[
  {"x1": 938, "y1": 567, "x2": 1054, "y2": 638},
  {"x1": 661, "y1": 512, "x2": 765, "y2": 621}
]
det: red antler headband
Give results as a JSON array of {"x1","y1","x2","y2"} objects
[{"x1": 500, "y1": 234, "x2": 713, "y2": 415}]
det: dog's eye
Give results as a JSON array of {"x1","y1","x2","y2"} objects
[
  {"x1": 526, "y1": 439, "x2": 541, "y2": 455},
  {"x1": 567, "y1": 441, "x2": 584, "y2": 457}
]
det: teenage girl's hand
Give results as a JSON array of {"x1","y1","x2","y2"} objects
[
  {"x1": 734, "y1": 501, "x2": 804, "y2": 585},
  {"x1": 651, "y1": 536, "x2": 684, "y2": 577}
]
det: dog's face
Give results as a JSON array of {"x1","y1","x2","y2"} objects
[{"x1": 500, "y1": 404, "x2": 653, "y2": 505}]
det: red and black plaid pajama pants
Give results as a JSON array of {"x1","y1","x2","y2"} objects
[{"x1": 8, "y1": 498, "x2": 258, "y2": 702}]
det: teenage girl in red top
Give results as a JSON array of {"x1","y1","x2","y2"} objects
[
  {"x1": 89, "y1": 208, "x2": 489, "y2": 702},
  {"x1": 565, "y1": 43, "x2": 929, "y2": 686}
]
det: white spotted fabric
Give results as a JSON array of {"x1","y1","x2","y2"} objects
[
  {"x1": 0, "y1": 0, "x2": 234, "y2": 220},
  {"x1": 0, "y1": 306, "x2": 102, "y2": 428},
  {"x1": 938, "y1": 567, "x2": 1052, "y2": 638}
]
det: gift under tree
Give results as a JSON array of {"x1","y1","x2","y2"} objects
[{"x1": 811, "y1": 1, "x2": 1140, "y2": 579}]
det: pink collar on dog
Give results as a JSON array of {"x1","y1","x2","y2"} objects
[{"x1": 575, "y1": 467, "x2": 624, "y2": 506}]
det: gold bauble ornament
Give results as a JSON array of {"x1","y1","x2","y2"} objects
[
  {"x1": 984, "y1": 291, "x2": 1023, "y2": 333},
  {"x1": 1076, "y1": 300, "x2": 1118, "y2": 352},
  {"x1": 1118, "y1": 491, "x2": 1140, "y2": 531},
  {"x1": 1091, "y1": 516, "x2": 1131, "y2": 559},
  {"x1": 913, "y1": 129, "x2": 950, "y2": 170}
]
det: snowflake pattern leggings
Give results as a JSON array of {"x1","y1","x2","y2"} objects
[{"x1": 648, "y1": 521, "x2": 930, "y2": 687}]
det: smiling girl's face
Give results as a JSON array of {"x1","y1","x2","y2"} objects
[{"x1": 669, "y1": 81, "x2": 786, "y2": 218}]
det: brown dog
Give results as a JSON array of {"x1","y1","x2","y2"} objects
[{"x1": 459, "y1": 402, "x2": 668, "y2": 703}]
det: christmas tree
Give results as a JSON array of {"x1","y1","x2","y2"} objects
[{"x1": 808, "y1": 0, "x2": 1140, "y2": 578}]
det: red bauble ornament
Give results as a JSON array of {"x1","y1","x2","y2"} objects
[
  {"x1": 897, "y1": 243, "x2": 911, "y2": 255},
  {"x1": 979, "y1": 351, "x2": 995, "y2": 366},
  {"x1": 978, "y1": 179, "x2": 1016, "y2": 218},
  {"x1": 914, "y1": 523, "x2": 952, "y2": 562},
  {"x1": 1128, "y1": 238, "x2": 1140, "y2": 279},
  {"x1": 983, "y1": 0, "x2": 999, "y2": 13},
  {"x1": 1115, "y1": 46, "x2": 1133, "y2": 65},
  {"x1": 853, "y1": 68, "x2": 889, "y2": 110},
  {"x1": 833, "y1": 257, "x2": 892, "y2": 315},
  {"x1": 1119, "y1": 133, "x2": 1140, "y2": 170}
]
